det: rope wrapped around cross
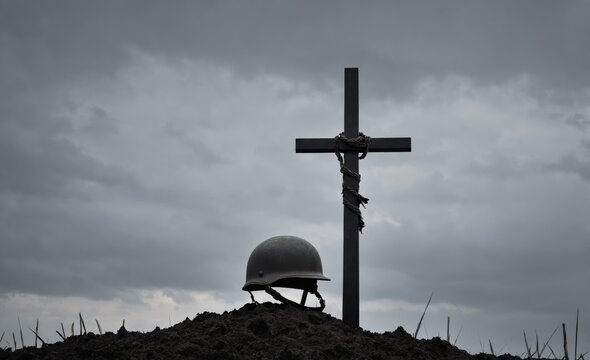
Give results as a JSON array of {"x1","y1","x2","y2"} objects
[{"x1": 334, "y1": 132, "x2": 371, "y2": 233}]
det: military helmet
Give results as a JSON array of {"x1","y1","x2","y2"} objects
[
  {"x1": 242, "y1": 235, "x2": 330, "y2": 310},
  {"x1": 243, "y1": 235, "x2": 330, "y2": 291}
]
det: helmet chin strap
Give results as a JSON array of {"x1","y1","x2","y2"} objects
[
  {"x1": 264, "y1": 285, "x2": 326, "y2": 311},
  {"x1": 248, "y1": 285, "x2": 326, "y2": 311}
]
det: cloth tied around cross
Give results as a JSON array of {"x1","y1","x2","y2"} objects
[{"x1": 334, "y1": 132, "x2": 372, "y2": 232}]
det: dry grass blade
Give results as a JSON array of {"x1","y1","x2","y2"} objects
[
  {"x1": 489, "y1": 339, "x2": 495, "y2": 356},
  {"x1": 79, "y1": 312, "x2": 87, "y2": 335},
  {"x1": 17, "y1": 316, "x2": 24, "y2": 349},
  {"x1": 446, "y1": 316, "x2": 450, "y2": 342},
  {"x1": 55, "y1": 330, "x2": 65, "y2": 341},
  {"x1": 539, "y1": 326, "x2": 558, "y2": 358},
  {"x1": 0, "y1": 331, "x2": 4, "y2": 344},
  {"x1": 563, "y1": 323, "x2": 570, "y2": 360},
  {"x1": 29, "y1": 328, "x2": 46, "y2": 346},
  {"x1": 70, "y1": 321, "x2": 74, "y2": 337},
  {"x1": 34, "y1": 319, "x2": 39, "y2": 348},
  {"x1": 413, "y1": 292, "x2": 433, "y2": 339},
  {"x1": 82, "y1": 313, "x2": 87, "y2": 334},
  {"x1": 453, "y1": 325, "x2": 462, "y2": 346},
  {"x1": 574, "y1": 308, "x2": 580, "y2": 360},
  {"x1": 12, "y1": 332, "x2": 16, "y2": 350},
  {"x1": 61, "y1": 322, "x2": 66, "y2": 340},
  {"x1": 95, "y1": 319, "x2": 103, "y2": 335},
  {"x1": 524, "y1": 330, "x2": 532, "y2": 359},
  {"x1": 536, "y1": 331, "x2": 540, "y2": 359}
]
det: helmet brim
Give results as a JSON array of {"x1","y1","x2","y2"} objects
[{"x1": 243, "y1": 273, "x2": 330, "y2": 292}]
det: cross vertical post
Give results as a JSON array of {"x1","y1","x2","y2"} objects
[
  {"x1": 343, "y1": 68, "x2": 360, "y2": 325},
  {"x1": 295, "y1": 68, "x2": 411, "y2": 327}
]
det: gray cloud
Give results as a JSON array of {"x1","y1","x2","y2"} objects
[
  {"x1": 0, "y1": 113, "x2": 135, "y2": 201},
  {"x1": 544, "y1": 155, "x2": 590, "y2": 182},
  {"x1": 164, "y1": 121, "x2": 227, "y2": 167},
  {"x1": 565, "y1": 113, "x2": 590, "y2": 131},
  {"x1": 2, "y1": 1, "x2": 588, "y2": 98},
  {"x1": 82, "y1": 106, "x2": 119, "y2": 136},
  {"x1": 0, "y1": 0, "x2": 588, "y2": 353}
]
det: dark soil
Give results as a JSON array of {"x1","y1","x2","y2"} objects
[{"x1": 0, "y1": 302, "x2": 529, "y2": 360}]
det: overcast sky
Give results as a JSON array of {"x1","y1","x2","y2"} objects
[{"x1": 1, "y1": 0, "x2": 589, "y2": 355}]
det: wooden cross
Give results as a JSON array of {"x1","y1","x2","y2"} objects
[{"x1": 295, "y1": 68, "x2": 411, "y2": 326}]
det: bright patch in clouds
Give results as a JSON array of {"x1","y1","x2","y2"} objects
[{"x1": 1, "y1": 290, "x2": 243, "y2": 345}]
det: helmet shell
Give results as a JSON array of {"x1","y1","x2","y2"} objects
[{"x1": 242, "y1": 235, "x2": 330, "y2": 292}]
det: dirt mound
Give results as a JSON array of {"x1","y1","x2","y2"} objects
[{"x1": 0, "y1": 302, "x2": 525, "y2": 360}]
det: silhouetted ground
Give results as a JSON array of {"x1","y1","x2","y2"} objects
[{"x1": 0, "y1": 302, "x2": 532, "y2": 359}]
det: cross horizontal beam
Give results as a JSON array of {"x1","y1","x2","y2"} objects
[{"x1": 296, "y1": 137, "x2": 411, "y2": 153}]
